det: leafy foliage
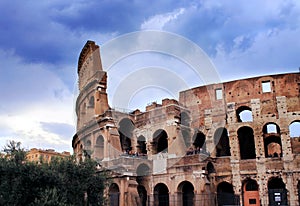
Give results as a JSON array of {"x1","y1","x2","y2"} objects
[{"x1": 0, "y1": 141, "x2": 107, "y2": 206}]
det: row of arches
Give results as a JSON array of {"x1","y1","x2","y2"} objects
[
  {"x1": 118, "y1": 117, "x2": 300, "y2": 159},
  {"x1": 78, "y1": 118, "x2": 299, "y2": 160},
  {"x1": 108, "y1": 177, "x2": 290, "y2": 206}
]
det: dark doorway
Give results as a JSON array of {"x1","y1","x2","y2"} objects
[
  {"x1": 138, "y1": 185, "x2": 147, "y2": 206},
  {"x1": 238, "y1": 126, "x2": 256, "y2": 159},
  {"x1": 217, "y1": 182, "x2": 239, "y2": 206},
  {"x1": 268, "y1": 177, "x2": 288, "y2": 206},
  {"x1": 154, "y1": 183, "x2": 169, "y2": 206},
  {"x1": 214, "y1": 128, "x2": 231, "y2": 157},
  {"x1": 153, "y1": 130, "x2": 168, "y2": 154},
  {"x1": 178, "y1": 181, "x2": 194, "y2": 206},
  {"x1": 109, "y1": 183, "x2": 120, "y2": 206},
  {"x1": 193, "y1": 131, "x2": 206, "y2": 151},
  {"x1": 137, "y1": 135, "x2": 147, "y2": 155},
  {"x1": 118, "y1": 118, "x2": 134, "y2": 152}
]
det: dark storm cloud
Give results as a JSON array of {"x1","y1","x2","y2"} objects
[
  {"x1": 50, "y1": 0, "x2": 187, "y2": 33},
  {"x1": 0, "y1": 0, "x2": 187, "y2": 65}
]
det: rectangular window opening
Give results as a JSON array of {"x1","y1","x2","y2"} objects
[
  {"x1": 249, "y1": 199, "x2": 256, "y2": 204},
  {"x1": 215, "y1": 88, "x2": 223, "y2": 100},
  {"x1": 262, "y1": 81, "x2": 271, "y2": 93}
]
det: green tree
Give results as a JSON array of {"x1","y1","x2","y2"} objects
[
  {"x1": 0, "y1": 141, "x2": 108, "y2": 206},
  {"x1": 3, "y1": 140, "x2": 26, "y2": 163}
]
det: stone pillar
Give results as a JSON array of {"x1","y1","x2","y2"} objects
[
  {"x1": 258, "y1": 174, "x2": 268, "y2": 206},
  {"x1": 120, "y1": 178, "x2": 126, "y2": 206},
  {"x1": 285, "y1": 173, "x2": 295, "y2": 205},
  {"x1": 126, "y1": 179, "x2": 141, "y2": 206}
]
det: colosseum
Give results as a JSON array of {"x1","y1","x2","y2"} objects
[{"x1": 72, "y1": 40, "x2": 300, "y2": 206}]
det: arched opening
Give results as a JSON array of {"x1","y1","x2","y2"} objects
[
  {"x1": 289, "y1": 121, "x2": 300, "y2": 153},
  {"x1": 154, "y1": 183, "x2": 169, "y2": 206},
  {"x1": 153, "y1": 129, "x2": 168, "y2": 154},
  {"x1": 263, "y1": 123, "x2": 280, "y2": 134},
  {"x1": 217, "y1": 182, "x2": 238, "y2": 206},
  {"x1": 207, "y1": 162, "x2": 216, "y2": 176},
  {"x1": 86, "y1": 139, "x2": 91, "y2": 149},
  {"x1": 268, "y1": 177, "x2": 287, "y2": 206},
  {"x1": 109, "y1": 183, "x2": 120, "y2": 206},
  {"x1": 238, "y1": 126, "x2": 256, "y2": 159},
  {"x1": 263, "y1": 123, "x2": 282, "y2": 158},
  {"x1": 137, "y1": 135, "x2": 147, "y2": 155},
  {"x1": 236, "y1": 106, "x2": 253, "y2": 122},
  {"x1": 136, "y1": 163, "x2": 150, "y2": 177},
  {"x1": 192, "y1": 131, "x2": 206, "y2": 152},
  {"x1": 137, "y1": 185, "x2": 147, "y2": 206},
  {"x1": 89, "y1": 96, "x2": 95, "y2": 108},
  {"x1": 289, "y1": 121, "x2": 300, "y2": 137},
  {"x1": 84, "y1": 139, "x2": 92, "y2": 159},
  {"x1": 177, "y1": 181, "x2": 194, "y2": 206},
  {"x1": 180, "y1": 112, "x2": 190, "y2": 127},
  {"x1": 214, "y1": 128, "x2": 231, "y2": 157},
  {"x1": 242, "y1": 179, "x2": 260, "y2": 206},
  {"x1": 94, "y1": 135, "x2": 104, "y2": 160},
  {"x1": 118, "y1": 118, "x2": 134, "y2": 153}
]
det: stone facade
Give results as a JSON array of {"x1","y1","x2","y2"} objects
[
  {"x1": 72, "y1": 41, "x2": 300, "y2": 206},
  {"x1": 26, "y1": 148, "x2": 70, "y2": 163}
]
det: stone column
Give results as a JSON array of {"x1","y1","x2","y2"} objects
[{"x1": 285, "y1": 172, "x2": 296, "y2": 205}]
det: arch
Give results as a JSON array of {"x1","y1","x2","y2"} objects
[
  {"x1": 268, "y1": 177, "x2": 287, "y2": 206},
  {"x1": 263, "y1": 123, "x2": 282, "y2": 158},
  {"x1": 154, "y1": 183, "x2": 169, "y2": 206},
  {"x1": 109, "y1": 183, "x2": 120, "y2": 206},
  {"x1": 89, "y1": 95, "x2": 95, "y2": 108},
  {"x1": 136, "y1": 163, "x2": 151, "y2": 176},
  {"x1": 192, "y1": 131, "x2": 206, "y2": 151},
  {"x1": 86, "y1": 139, "x2": 91, "y2": 147},
  {"x1": 214, "y1": 128, "x2": 231, "y2": 157},
  {"x1": 242, "y1": 179, "x2": 260, "y2": 206},
  {"x1": 264, "y1": 135, "x2": 282, "y2": 158},
  {"x1": 137, "y1": 185, "x2": 147, "y2": 206},
  {"x1": 118, "y1": 118, "x2": 135, "y2": 152},
  {"x1": 236, "y1": 106, "x2": 253, "y2": 122},
  {"x1": 153, "y1": 129, "x2": 168, "y2": 154},
  {"x1": 217, "y1": 182, "x2": 237, "y2": 206},
  {"x1": 289, "y1": 120, "x2": 300, "y2": 137},
  {"x1": 180, "y1": 112, "x2": 190, "y2": 127},
  {"x1": 207, "y1": 162, "x2": 216, "y2": 175},
  {"x1": 94, "y1": 135, "x2": 104, "y2": 160},
  {"x1": 81, "y1": 102, "x2": 87, "y2": 114},
  {"x1": 238, "y1": 126, "x2": 256, "y2": 159},
  {"x1": 137, "y1": 135, "x2": 147, "y2": 155},
  {"x1": 263, "y1": 122, "x2": 280, "y2": 134},
  {"x1": 177, "y1": 181, "x2": 194, "y2": 206},
  {"x1": 84, "y1": 139, "x2": 92, "y2": 158},
  {"x1": 182, "y1": 129, "x2": 191, "y2": 148}
]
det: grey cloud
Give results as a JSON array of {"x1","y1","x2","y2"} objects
[{"x1": 40, "y1": 122, "x2": 75, "y2": 141}]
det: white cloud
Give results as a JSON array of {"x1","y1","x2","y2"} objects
[
  {"x1": 0, "y1": 50, "x2": 75, "y2": 152},
  {"x1": 212, "y1": 26, "x2": 300, "y2": 82},
  {"x1": 141, "y1": 8, "x2": 185, "y2": 30}
]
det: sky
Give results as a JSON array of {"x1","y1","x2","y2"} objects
[{"x1": 0, "y1": 0, "x2": 299, "y2": 152}]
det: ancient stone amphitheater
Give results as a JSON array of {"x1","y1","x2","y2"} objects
[{"x1": 72, "y1": 41, "x2": 300, "y2": 206}]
